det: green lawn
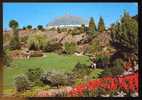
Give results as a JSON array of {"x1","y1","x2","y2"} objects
[{"x1": 4, "y1": 53, "x2": 91, "y2": 89}]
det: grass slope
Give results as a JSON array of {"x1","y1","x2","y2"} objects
[{"x1": 4, "y1": 53, "x2": 91, "y2": 89}]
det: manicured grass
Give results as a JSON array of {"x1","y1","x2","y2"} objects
[{"x1": 4, "y1": 53, "x2": 91, "y2": 89}]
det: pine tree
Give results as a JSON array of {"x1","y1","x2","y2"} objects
[
  {"x1": 98, "y1": 16, "x2": 105, "y2": 32},
  {"x1": 110, "y1": 11, "x2": 138, "y2": 55},
  {"x1": 88, "y1": 17, "x2": 97, "y2": 35}
]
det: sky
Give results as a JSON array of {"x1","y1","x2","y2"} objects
[{"x1": 3, "y1": 3, "x2": 138, "y2": 30}]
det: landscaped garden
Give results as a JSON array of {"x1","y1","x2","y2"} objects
[{"x1": 3, "y1": 3, "x2": 138, "y2": 97}]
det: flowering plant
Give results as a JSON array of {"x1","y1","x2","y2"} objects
[{"x1": 69, "y1": 72, "x2": 138, "y2": 97}]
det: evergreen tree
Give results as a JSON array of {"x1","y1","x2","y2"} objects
[
  {"x1": 27, "y1": 25, "x2": 32, "y2": 30},
  {"x1": 98, "y1": 16, "x2": 105, "y2": 32},
  {"x1": 110, "y1": 11, "x2": 138, "y2": 55},
  {"x1": 37, "y1": 25, "x2": 44, "y2": 31},
  {"x1": 88, "y1": 17, "x2": 97, "y2": 35}
]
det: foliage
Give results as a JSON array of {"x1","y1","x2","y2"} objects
[
  {"x1": 40, "y1": 71, "x2": 68, "y2": 87},
  {"x1": 9, "y1": 20, "x2": 19, "y2": 29},
  {"x1": 44, "y1": 42, "x2": 62, "y2": 53},
  {"x1": 70, "y1": 27, "x2": 82, "y2": 35},
  {"x1": 37, "y1": 25, "x2": 44, "y2": 30},
  {"x1": 87, "y1": 39, "x2": 102, "y2": 54},
  {"x1": 98, "y1": 16, "x2": 105, "y2": 32},
  {"x1": 22, "y1": 26, "x2": 26, "y2": 30},
  {"x1": 88, "y1": 17, "x2": 97, "y2": 35},
  {"x1": 96, "y1": 55, "x2": 110, "y2": 68},
  {"x1": 70, "y1": 25, "x2": 86, "y2": 35},
  {"x1": 89, "y1": 69, "x2": 104, "y2": 79},
  {"x1": 27, "y1": 25, "x2": 32, "y2": 29},
  {"x1": 110, "y1": 11, "x2": 138, "y2": 54},
  {"x1": 27, "y1": 31, "x2": 48, "y2": 50},
  {"x1": 9, "y1": 20, "x2": 20, "y2": 50},
  {"x1": 14, "y1": 75, "x2": 31, "y2": 92},
  {"x1": 99, "y1": 68, "x2": 112, "y2": 78},
  {"x1": 3, "y1": 48, "x2": 12, "y2": 67},
  {"x1": 69, "y1": 72, "x2": 138, "y2": 96},
  {"x1": 57, "y1": 27, "x2": 61, "y2": 33},
  {"x1": 72, "y1": 63, "x2": 91, "y2": 79},
  {"x1": 25, "y1": 67, "x2": 44, "y2": 86},
  {"x1": 20, "y1": 36, "x2": 28, "y2": 43},
  {"x1": 64, "y1": 42, "x2": 77, "y2": 54},
  {"x1": 111, "y1": 58, "x2": 124, "y2": 76},
  {"x1": 9, "y1": 29, "x2": 20, "y2": 50}
]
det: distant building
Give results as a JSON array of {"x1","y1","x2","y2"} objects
[
  {"x1": 46, "y1": 14, "x2": 88, "y2": 29},
  {"x1": 47, "y1": 24, "x2": 88, "y2": 29}
]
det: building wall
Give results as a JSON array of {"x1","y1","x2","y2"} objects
[{"x1": 47, "y1": 24, "x2": 89, "y2": 29}]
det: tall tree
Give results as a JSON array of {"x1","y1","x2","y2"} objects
[
  {"x1": 98, "y1": 16, "x2": 105, "y2": 32},
  {"x1": 110, "y1": 11, "x2": 138, "y2": 55},
  {"x1": 88, "y1": 17, "x2": 97, "y2": 35},
  {"x1": 9, "y1": 20, "x2": 20, "y2": 50}
]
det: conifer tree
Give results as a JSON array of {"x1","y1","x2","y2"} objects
[
  {"x1": 88, "y1": 17, "x2": 97, "y2": 35},
  {"x1": 110, "y1": 11, "x2": 138, "y2": 55},
  {"x1": 98, "y1": 16, "x2": 105, "y2": 32}
]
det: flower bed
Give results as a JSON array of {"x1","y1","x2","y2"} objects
[{"x1": 69, "y1": 72, "x2": 138, "y2": 97}]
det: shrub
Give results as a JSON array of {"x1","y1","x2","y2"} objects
[
  {"x1": 15, "y1": 75, "x2": 31, "y2": 92},
  {"x1": 64, "y1": 42, "x2": 77, "y2": 54},
  {"x1": 89, "y1": 69, "x2": 104, "y2": 79},
  {"x1": 110, "y1": 11, "x2": 138, "y2": 54},
  {"x1": 70, "y1": 27, "x2": 82, "y2": 35},
  {"x1": 3, "y1": 48, "x2": 12, "y2": 67},
  {"x1": 40, "y1": 71, "x2": 68, "y2": 88},
  {"x1": 57, "y1": 27, "x2": 61, "y2": 33},
  {"x1": 86, "y1": 39, "x2": 102, "y2": 54},
  {"x1": 96, "y1": 55, "x2": 110, "y2": 69},
  {"x1": 111, "y1": 58, "x2": 124, "y2": 76},
  {"x1": 37, "y1": 25, "x2": 44, "y2": 31},
  {"x1": 72, "y1": 63, "x2": 91, "y2": 82},
  {"x1": 27, "y1": 32, "x2": 48, "y2": 50},
  {"x1": 20, "y1": 36, "x2": 28, "y2": 43},
  {"x1": 43, "y1": 42, "x2": 62, "y2": 53},
  {"x1": 99, "y1": 68, "x2": 112, "y2": 78},
  {"x1": 25, "y1": 68, "x2": 44, "y2": 86}
]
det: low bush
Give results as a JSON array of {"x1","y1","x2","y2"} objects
[
  {"x1": 64, "y1": 42, "x2": 77, "y2": 54},
  {"x1": 15, "y1": 75, "x2": 31, "y2": 92},
  {"x1": 72, "y1": 63, "x2": 90, "y2": 77},
  {"x1": 3, "y1": 48, "x2": 12, "y2": 67},
  {"x1": 40, "y1": 71, "x2": 68, "y2": 88},
  {"x1": 44, "y1": 42, "x2": 62, "y2": 53},
  {"x1": 25, "y1": 68, "x2": 44, "y2": 86},
  {"x1": 111, "y1": 58, "x2": 124, "y2": 76},
  {"x1": 27, "y1": 32, "x2": 48, "y2": 50},
  {"x1": 20, "y1": 36, "x2": 28, "y2": 43},
  {"x1": 96, "y1": 55, "x2": 110, "y2": 69},
  {"x1": 99, "y1": 68, "x2": 112, "y2": 78}
]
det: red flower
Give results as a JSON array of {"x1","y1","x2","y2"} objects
[{"x1": 68, "y1": 72, "x2": 138, "y2": 96}]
